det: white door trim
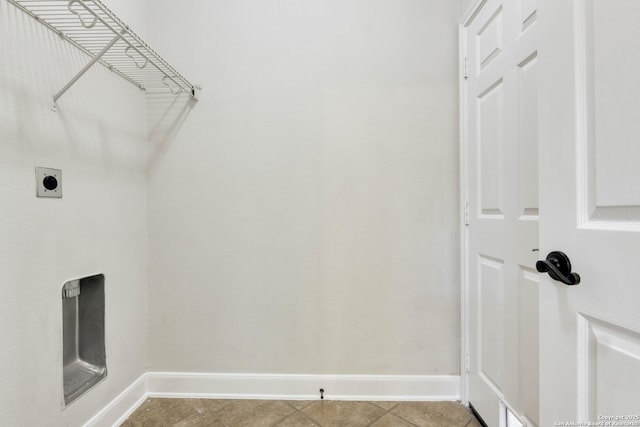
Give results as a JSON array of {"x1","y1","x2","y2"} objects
[
  {"x1": 458, "y1": 0, "x2": 487, "y2": 407},
  {"x1": 459, "y1": 2, "x2": 540, "y2": 424}
]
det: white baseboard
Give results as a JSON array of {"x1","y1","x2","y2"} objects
[
  {"x1": 146, "y1": 372, "x2": 461, "y2": 402},
  {"x1": 83, "y1": 375, "x2": 148, "y2": 427},
  {"x1": 84, "y1": 372, "x2": 460, "y2": 426}
]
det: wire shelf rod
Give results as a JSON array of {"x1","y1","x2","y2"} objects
[
  {"x1": 61, "y1": 0, "x2": 188, "y2": 93},
  {"x1": 52, "y1": 28, "x2": 125, "y2": 107},
  {"x1": 7, "y1": 0, "x2": 199, "y2": 109}
]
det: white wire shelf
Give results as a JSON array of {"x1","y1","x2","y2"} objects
[{"x1": 7, "y1": 0, "x2": 200, "y2": 110}]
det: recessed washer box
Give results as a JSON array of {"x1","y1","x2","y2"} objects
[
  {"x1": 36, "y1": 166, "x2": 62, "y2": 198},
  {"x1": 62, "y1": 274, "x2": 106, "y2": 406}
]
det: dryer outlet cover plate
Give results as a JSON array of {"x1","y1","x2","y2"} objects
[{"x1": 36, "y1": 166, "x2": 62, "y2": 198}]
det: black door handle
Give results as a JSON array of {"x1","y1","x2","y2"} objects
[{"x1": 536, "y1": 251, "x2": 581, "y2": 286}]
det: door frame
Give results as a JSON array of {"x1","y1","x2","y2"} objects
[
  {"x1": 458, "y1": 0, "x2": 485, "y2": 407},
  {"x1": 458, "y1": 2, "x2": 536, "y2": 423}
]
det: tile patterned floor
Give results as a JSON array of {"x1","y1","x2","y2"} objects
[{"x1": 121, "y1": 398, "x2": 483, "y2": 427}]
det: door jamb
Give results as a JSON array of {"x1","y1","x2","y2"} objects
[{"x1": 458, "y1": 0, "x2": 486, "y2": 407}]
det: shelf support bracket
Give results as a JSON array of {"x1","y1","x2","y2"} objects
[{"x1": 52, "y1": 28, "x2": 126, "y2": 111}]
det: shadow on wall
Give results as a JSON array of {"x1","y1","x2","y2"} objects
[
  {"x1": 147, "y1": 90, "x2": 196, "y2": 169},
  {"x1": 1, "y1": 0, "x2": 151, "y2": 174}
]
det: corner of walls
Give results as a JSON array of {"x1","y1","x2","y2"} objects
[
  {"x1": 83, "y1": 374, "x2": 148, "y2": 427},
  {"x1": 0, "y1": 0, "x2": 149, "y2": 425}
]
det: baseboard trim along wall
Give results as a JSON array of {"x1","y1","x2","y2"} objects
[
  {"x1": 84, "y1": 375, "x2": 148, "y2": 427},
  {"x1": 146, "y1": 372, "x2": 460, "y2": 402},
  {"x1": 84, "y1": 373, "x2": 460, "y2": 426}
]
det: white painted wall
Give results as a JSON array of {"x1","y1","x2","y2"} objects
[
  {"x1": 459, "y1": 0, "x2": 476, "y2": 17},
  {"x1": 146, "y1": 0, "x2": 460, "y2": 376},
  {"x1": 0, "y1": 1, "x2": 148, "y2": 425}
]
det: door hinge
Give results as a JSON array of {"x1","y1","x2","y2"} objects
[
  {"x1": 463, "y1": 57, "x2": 469, "y2": 79},
  {"x1": 465, "y1": 350, "x2": 470, "y2": 373},
  {"x1": 464, "y1": 202, "x2": 470, "y2": 226}
]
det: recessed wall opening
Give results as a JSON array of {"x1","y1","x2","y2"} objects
[{"x1": 62, "y1": 274, "x2": 106, "y2": 406}]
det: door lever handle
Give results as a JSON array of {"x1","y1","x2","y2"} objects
[{"x1": 536, "y1": 251, "x2": 581, "y2": 286}]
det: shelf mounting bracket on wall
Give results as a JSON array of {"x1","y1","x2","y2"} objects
[{"x1": 7, "y1": 0, "x2": 201, "y2": 111}]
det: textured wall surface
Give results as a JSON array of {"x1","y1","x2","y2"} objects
[
  {"x1": 0, "y1": 1, "x2": 148, "y2": 425},
  {"x1": 146, "y1": 0, "x2": 460, "y2": 376}
]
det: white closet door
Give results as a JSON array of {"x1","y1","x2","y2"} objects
[
  {"x1": 538, "y1": 0, "x2": 640, "y2": 424},
  {"x1": 463, "y1": 0, "x2": 539, "y2": 425}
]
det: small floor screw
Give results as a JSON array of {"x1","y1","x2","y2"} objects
[{"x1": 319, "y1": 388, "x2": 324, "y2": 399}]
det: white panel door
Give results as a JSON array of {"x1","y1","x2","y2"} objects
[
  {"x1": 538, "y1": 0, "x2": 640, "y2": 425},
  {"x1": 463, "y1": 0, "x2": 539, "y2": 425}
]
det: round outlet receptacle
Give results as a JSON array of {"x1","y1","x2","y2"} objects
[{"x1": 43, "y1": 175, "x2": 58, "y2": 191}]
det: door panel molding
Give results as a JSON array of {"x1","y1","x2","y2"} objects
[
  {"x1": 575, "y1": 0, "x2": 640, "y2": 231},
  {"x1": 538, "y1": 0, "x2": 640, "y2": 423},
  {"x1": 460, "y1": 0, "x2": 539, "y2": 425},
  {"x1": 577, "y1": 313, "x2": 640, "y2": 421}
]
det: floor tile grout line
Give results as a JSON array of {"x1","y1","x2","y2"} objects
[
  {"x1": 465, "y1": 414, "x2": 481, "y2": 427},
  {"x1": 195, "y1": 403, "x2": 230, "y2": 427},
  {"x1": 125, "y1": 398, "x2": 473, "y2": 427},
  {"x1": 387, "y1": 412, "x2": 420, "y2": 427},
  {"x1": 463, "y1": 406, "x2": 477, "y2": 427},
  {"x1": 371, "y1": 401, "x2": 400, "y2": 412},
  {"x1": 300, "y1": 407, "x2": 323, "y2": 427},
  {"x1": 365, "y1": 406, "x2": 391, "y2": 427},
  {"x1": 213, "y1": 399, "x2": 235, "y2": 427},
  {"x1": 292, "y1": 409, "x2": 322, "y2": 427},
  {"x1": 280, "y1": 402, "x2": 326, "y2": 427},
  {"x1": 287, "y1": 400, "x2": 315, "y2": 411},
  {"x1": 268, "y1": 403, "x2": 303, "y2": 427},
  {"x1": 389, "y1": 406, "x2": 422, "y2": 427}
]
